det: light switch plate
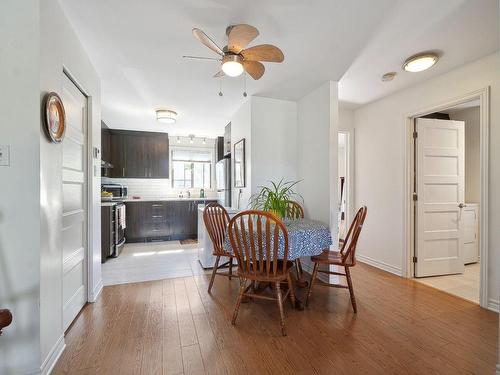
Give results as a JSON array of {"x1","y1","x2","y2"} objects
[{"x1": 0, "y1": 145, "x2": 10, "y2": 166}]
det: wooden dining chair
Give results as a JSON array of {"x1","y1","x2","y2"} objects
[
  {"x1": 228, "y1": 210, "x2": 296, "y2": 336},
  {"x1": 285, "y1": 201, "x2": 305, "y2": 280},
  {"x1": 305, "y1": 206, "x2": 367, "y2": 312},
  {"x1": 203, "y1": 202, "x2": 235, "y2": 293}
]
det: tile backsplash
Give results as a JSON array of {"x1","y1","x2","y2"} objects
[{"x1": 102, "y1": 177, "x2": 217, "y2": 198}]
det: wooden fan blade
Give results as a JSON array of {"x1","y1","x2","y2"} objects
[
  {"x1": 227, "y1": 24, "x2": 259, "y2": 53},
  {"x1": 241, "y1": 44, "x2": 284, "y2": 63},
  {"x1": 243, "y1": 61, "x2": 265, "y2": 80},
  {"x1": 213, "y1": 70, "x2": 225, "y2": 78},
  {"x1": 192, "y1": 28, "x2": 224, "y2": 56}
]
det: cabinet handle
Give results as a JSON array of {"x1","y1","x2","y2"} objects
[
  {"x1": 152, "y1": 204, "x2": 163, "y2": 207},
  {"x1": 152, "y1": 215, "x2": 163, "y2": 218},
  {"x1": 122, "y1": 167, "x2": 125, "y2": 177}
]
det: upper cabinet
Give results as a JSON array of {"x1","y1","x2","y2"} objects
[{"x1": 109, "y1": 130, "x2": 169, "y2": 178}]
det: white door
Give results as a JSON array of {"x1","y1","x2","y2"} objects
[
  {"x1": 415, "y1": 118, "x2": 465, "y2": 277},
  {"x1": 61, "y1": 74, "x2": 88, "y2": 330}
]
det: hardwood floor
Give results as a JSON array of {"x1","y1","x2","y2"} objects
[{"x1": 53, "y1": 263, "x2": 498, "y2": 375}]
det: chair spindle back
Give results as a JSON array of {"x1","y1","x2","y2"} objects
[
  {"x1": 203, "y1": 202, "x2": 231, "y2": 256},
  {"x1": 285, "y1": 201, "x2": 304, "y2": 220},
  {"x1": 340, "y1": 206, "x2": 367, "y2": 265},
  {"x1": 228, "y1": 210, "x2": 289, "y2": 278}
]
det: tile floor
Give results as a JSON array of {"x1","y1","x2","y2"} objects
[
  {"x1": 102, "y1": 241, "x2": 209, "y2": 286},
  {"x1": 415, "y1": 262, "x2": 480, "y2": 304}
]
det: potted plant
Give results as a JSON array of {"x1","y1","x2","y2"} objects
[{"x1": 250, "y1": 179, "x2": 302, "y2": 219}]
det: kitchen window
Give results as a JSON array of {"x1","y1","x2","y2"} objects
[{"x1": 171, "y1": 149, "x2": 212, "y2": 189}]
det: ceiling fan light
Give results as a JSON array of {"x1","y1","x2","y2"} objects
[
  {"x1": 156, "y1": 109, "x2": 177, "y2": 124},
  {"x1": 403, "y1": 53, "x2": 439, "y2": 72},
  {"x1": 221, "y1": 55, "x2": 244, "y2": 77}
]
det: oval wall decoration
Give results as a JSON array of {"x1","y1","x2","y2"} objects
[{"x1": 43, "y1": 92, "x2": 66, "y2": 143}]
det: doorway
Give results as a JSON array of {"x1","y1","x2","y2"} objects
[
  {"x1": 338, "y1": 131, "x2": 351, "y2": 240},
  {"x1": 405, "y1": 89, "x2": 489, "y2": 308}
]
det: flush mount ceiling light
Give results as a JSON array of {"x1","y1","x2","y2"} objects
[
  {"x1": 403, "y1": 52, "x2": 439, "y2": 72},
  {"x1": 156, "y1": 109, "x2": 177, "y2": 124},
  {"x1": 221, "y1": 55, "x2": 244, "y2": 77}
]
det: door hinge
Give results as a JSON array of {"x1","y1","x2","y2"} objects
[
  {"x1": 413, "y1": 256, "x2": 418, "y2": 263},
  {"x1": 413, "y1": 131, "x2": 418, "y2": 139},
  {"x1": 412, "y1": 192, "x2": 418, "y2": 201}
]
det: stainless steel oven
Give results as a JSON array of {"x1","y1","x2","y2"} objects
[{"x1": 112, "y1": 202, "x2": 126, "y2": 257}]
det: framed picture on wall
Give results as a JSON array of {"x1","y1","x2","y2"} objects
[{"x1": 234, "y1": 138, "x2": 245, "y2": 188}]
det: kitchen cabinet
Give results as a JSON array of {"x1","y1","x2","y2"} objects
[
  {"x1": 216, "y1": 136, "x2": 224, "y2": 162},
  {"x1": 101, "y1": 205, "x2": 113, "y2": 263},
  {"x1": 109, "y1": 130, "x2": 169, "y2": 178},
  {"x1": 125, "y1": 199, "x2": 217, "y2": 243},
  {"x1": 101, "y1": 128, "x2": 111, "y2": 163}
]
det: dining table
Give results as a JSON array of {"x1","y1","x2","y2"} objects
[{"x1": 223, "y1": 217, "x2": 333, "y2": 309}]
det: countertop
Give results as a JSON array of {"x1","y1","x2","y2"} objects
[
  {"x1": 101, "y1": 201, "x2": 117, "y2": 207},
  {"x1": 120, "y1": 197, "x2": 218, "y2": 202},
  {"x1": 197, "y1": 205, "x2": 240, "y2": 214}
]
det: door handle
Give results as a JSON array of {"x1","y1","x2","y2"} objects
[{"x1": 458, "y1": 203, "x2": 467, "y2": 209}]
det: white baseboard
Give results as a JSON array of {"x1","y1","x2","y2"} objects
[
  {"x1": 89, "y1": 278, "x2": 103, "y2": 303},
  {"x1": 41, "y1": 335, "x2": 65, "y2": 375},
  {"x1": 487, "y1": 298, "x2": 499, "y2": 313},
  {"x1": 356, "y1": 254, "x2": 403, "y2": 276}
]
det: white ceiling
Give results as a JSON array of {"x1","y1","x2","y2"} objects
[
  {"x1": 339, "y1": 0, "x2": 499, "y2": 108},
  {"x1": 60, "y1": 0, "x2": 498, "y2": 136}
]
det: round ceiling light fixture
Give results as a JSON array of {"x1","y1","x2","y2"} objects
[
  {"x1": 403, "y1": 52, "x2": 439, "y2": 72},
  {"x1": 156, "y1": 109, "x2": 177, "y2": 124},
  {"x1": 221, "y1": 55, "x2": 244, "y2": 77}
]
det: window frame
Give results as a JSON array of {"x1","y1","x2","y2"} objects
[{"x1": 170, "y1": 147, "x2": 213, "y2": 189}]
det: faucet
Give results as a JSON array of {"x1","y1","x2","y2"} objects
[{"x1": 186, "y1": 190, "x2": 191, "y2": 198}]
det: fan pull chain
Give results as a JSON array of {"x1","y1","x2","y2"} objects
[
  {"x1": 218, "y1": 76, "x2": 223, "y2": 97},
  {"x1": 243, "y1": 73, "x2": 247, "y2": 97}
]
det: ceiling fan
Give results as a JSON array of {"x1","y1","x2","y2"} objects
[{"x1": 183, "y1": 24, "x2": 284, "y2": 80}]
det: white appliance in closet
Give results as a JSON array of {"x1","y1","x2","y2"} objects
[{"x1": 462, "y1": 203, "x2": 479, "y2": 264}]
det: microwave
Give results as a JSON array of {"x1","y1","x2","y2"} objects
[{"x1": 102, "y1": 183, "x2": 128, "y2": 199}]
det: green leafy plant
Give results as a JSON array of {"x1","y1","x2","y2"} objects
[{"x1": 250, "y1": 179, "x2": 302, "y2": 218}]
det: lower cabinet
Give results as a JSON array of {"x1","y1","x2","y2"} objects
[{"x1": 125, "y1": 199, "x2": 217, "y2": 243}]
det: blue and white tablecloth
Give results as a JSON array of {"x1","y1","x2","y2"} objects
[{"x1": 223, "y1": 218, "x2": 333, "y2": 260}]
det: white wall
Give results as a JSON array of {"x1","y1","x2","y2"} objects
[
  {"x1": 230, "y1": 99, "x2": 252, "y2": 209},
  {"x1": 0, "y1": 1, "x2": 101, "y2": 373},
  {"x1": 251, "y1": 97, "x2": 298, "y2": 192},
  {"x1": 353, "y1": 52, "x2": 500, "y2": 308},
  {"x1": 297, "y1": 82, "x2": 339, "y2": 232},
  {"x1": 450, "y1": 107, "x2": 480, "y2": 203},
  {"x1": 39, "y1": 1, "x2": 102, "y2": 371},
  {"x1": 0, "y1": 1, "x2": 41, "y2": 373}
]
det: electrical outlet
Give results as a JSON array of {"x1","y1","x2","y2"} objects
[{"x1": 0, "y1": 145, "x2": 10, "y2": 166}]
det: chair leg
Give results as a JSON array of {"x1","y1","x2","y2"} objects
[
  {"x1": 305, "y1": 262, "x2": 319, "y2": 307},
  {"x1": 287, "y1": 273, "x2": 296, "y2": 309},
  {"x1": 208, "y1": 255, "x2": 220, "y2": 294},
  {"x1": 345, "y1": 266, "x2": 357, "y2": 313},
  {"x1": 275, "y1": 282, "x2": 287, "y2": 336},
  {"x1": 228, "y1": 257, "x2": 233, "y2": 280},
  {"x1": 231, "y1": 278, "x2": 247, "y2": 325},
  {"x1": 295, "y1": 258, "x2": 302, "y2": 280}
]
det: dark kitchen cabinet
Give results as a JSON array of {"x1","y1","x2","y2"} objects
[
  {"x1": 101, "y1": 128, "x2": 111, "y2": 163},
  {"x1": 101, "y1": 205, "x2": 113, "y2": 263},
  {"x1": 109, "y1": 130, "x2": 169, "y2": 178},
  {"x1": 125, "y1": 199, "x2": 217, "y2": 243}
]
